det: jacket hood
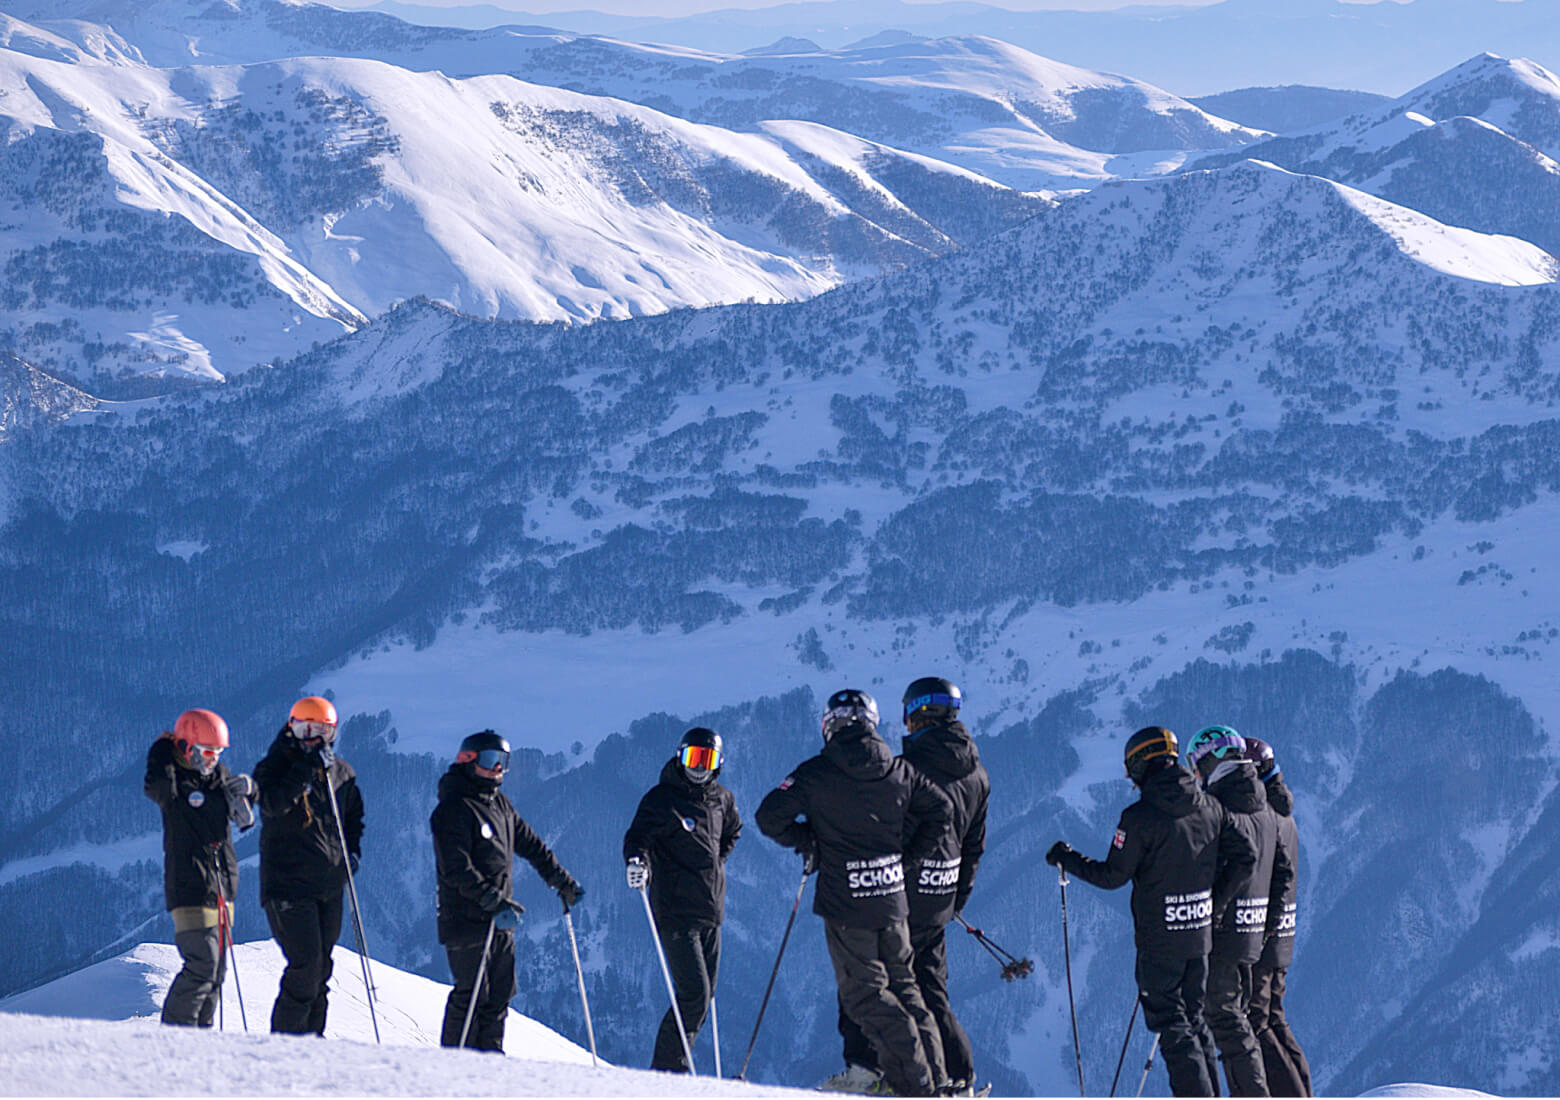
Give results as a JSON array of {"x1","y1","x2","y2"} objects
[
  {"x1": 438, "y1": 763, "x2": 499, "y2": 802},
  {"x1": 1264, "y1": 773, "x2": 1294, "y2": 816},
  {"x1": 823, "y1": 722, "x2": 895, "y2": 781},
  {"x1": 901, "y1": 719, "x2": 979, "y2": 781},
  {"x1": 1139, "y1": 760, "x2": 1204, "y2": 818},
  {"x1": 659, "y1": 755, "x2": 719, "y2": 798},
  {"x1": 1209, "y1": 762, "x2": 1268, "y2": 814}
]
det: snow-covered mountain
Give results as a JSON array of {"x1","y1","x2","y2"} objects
[
  {"x1": 1195, "y1": 55, "x2": 1560, "y2": 260},
  {"x1": 12, "y1": 0, "x2": 1264, "y2": 190},
  {"x1": 0, "y1": 14, "x2": 1056, "y2": 390},
  {"x1": 4, "y1": 154, "x2": 1560, "y2": 1094}
]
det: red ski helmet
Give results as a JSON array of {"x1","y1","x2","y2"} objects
[{"x1": 173, "y1": 709, "x2": 228, "y2": 775}]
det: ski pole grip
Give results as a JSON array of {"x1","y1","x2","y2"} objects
[{"x1": 1058, "y1": 866, "x2": 1068, "y2": 885}]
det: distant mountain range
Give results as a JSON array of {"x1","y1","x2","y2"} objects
[{"x1": 361, "y1": 0, "x2": 1560, "y2": 99}]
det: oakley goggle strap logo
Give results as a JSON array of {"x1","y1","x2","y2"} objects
[{"x1": 679, "y1": 744, "x2": 721, "y2": 771}]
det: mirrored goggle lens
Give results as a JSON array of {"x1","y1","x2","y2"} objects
[
  {"x1": 474, "y1": 748, "x2": 509, "y2": 771},
  {"x1": 192, "y1": 744, "x2": 222, "y2": 759},
  {"x1": 679, "y1": 744, "x2": 721, "y2": 772},
  {"x1": 290, "y1": 718, "x2": 336, "y2": 741}
]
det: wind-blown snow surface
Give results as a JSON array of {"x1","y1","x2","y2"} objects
[{"x1": 0, "y1": 943, "x2": 808, "y2": 1096}]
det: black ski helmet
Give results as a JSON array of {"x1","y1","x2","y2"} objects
[
  {"x1": 457, "y1": 730, "x2": 511, "y2": 779},
  {"x1": 1124, "y1": 725, "x2": 1179, "y2": 784},
  {"x1": 902, "y1": 677, "x2": 961, "y2": 726},
  {"x1": 677, "y1": 727, "x2": 723, "y2": 785},
  {"x1": 1244, "y1": 736, "x2": 1277, "y2": 781},
  {"x1": 822, "y1": 689, "x2": 879, "y2": 741}
]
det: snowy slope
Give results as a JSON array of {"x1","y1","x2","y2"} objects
[
  {"x1": 0, "y1": 939, "x2": 592, "y2": 1059},
  {"x1": 14, "y1": 0, "x2": 1263, "y2": 190},
  {"x1": 1194, "y1": 54, "x2": 1560, "y2": 259},
  {"x1": 0, "y1": 944, "x2": 814, "y2": 1095}
]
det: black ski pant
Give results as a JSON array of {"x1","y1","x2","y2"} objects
[
  {"x1": 441, "y1": 925, "x2": 517, "y2": 1051},
  {"x1": 839, "y1": 921, "x2": 974, "y2": 1085},
  {"x1": 162, "y1": 922, "x2": 227, "y2": 1027},
  {"x1": 1207, "y1": 955, "x2": 1269, "y2": 1097},
  {"x1": 1136, "y1": 953, "x2": 1219, "y2": 1098},
  {"x1": 264, "y1": 892, "x2": 343, "y2": 1036},
  {"x1": 825, "y1": 920, "x2": 945, "y2": 1097},
  {"x1": 650, "y1": 923, "x2": 720, "y2": 1072},
  {"x1": 1248, "y1": 965, "x2": 1311, "y2": 1097}
]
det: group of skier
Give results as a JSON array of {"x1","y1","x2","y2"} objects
[
  {"x1": 1048, "y1": 725, "x2": 1311, "y2": 1098},
  {"x1": 145, "y1": 681, "x2": 1307, "y2": 1098}
]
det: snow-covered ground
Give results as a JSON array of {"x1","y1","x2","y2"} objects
[{"x1": 0, "y1": 941, "x2": 808, "y2": 1096}]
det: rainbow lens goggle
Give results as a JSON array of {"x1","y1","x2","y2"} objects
[{"x1": 679, "y1": 744, "x2": 721, "y2": 772}]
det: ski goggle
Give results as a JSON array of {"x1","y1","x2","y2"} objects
[
  {"x1": 903, "y1": 692, "x2": 960, "y2": 722},
  {"x1": 472, "y1": 748, "x2": 509, "y2": 772},
  {"x1": 679, "y1": 744, "x2": 721, "y2": 772},
  {"x1": 289, "y1": 717, "x2": 337, "y2": 743},
  {"x1": 183, "y1": 742, "x2": 223, "y2": 773}
]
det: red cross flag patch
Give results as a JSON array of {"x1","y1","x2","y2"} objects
[{"x1": 1112, "y1": 828, "x2": 1127, "y2": 850}]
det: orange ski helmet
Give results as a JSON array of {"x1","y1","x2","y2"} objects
[{"x1": 288, "y1": 696, "x2": 338, "y2": 743}]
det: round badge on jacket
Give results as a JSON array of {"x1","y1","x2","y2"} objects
[
  {"x1": 681, "y1": 816, "x2": 696, "y2": 832},
  {"x1": 188, "y1": 790, "x2": 205, "y2": 808},
  {"x1": 480, "y1": 822, "x2": 493, "y2": 840}
]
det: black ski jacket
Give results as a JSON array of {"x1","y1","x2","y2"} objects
[
  {"x1": 253, "y1": 731, "x2": 364, "y2": 905},
  {"x1": 900, "y1": 719, "x2": 989, "y2": 930},
  {"x1": 431, "y1": 764, "x2": 575, "y2": 944},
  {"x1": 1059, "y1": 760, "x2": 1256, "y2": 961},
  {"x1": 755, "y1": 721, "x2": 953, "y2": 930},
  {"x1": 144, "y1": 736, "x2": 240, "y2": 910},
  {"x1": 1205, "y1": 761, "x2": 1292, "y2": 964},
  {"x1": 1258, "y1": 774, "x2": 1299, "y2": 970},
  {"x1": 623, "y1": 758, "x2": 741, "y2": 930}
]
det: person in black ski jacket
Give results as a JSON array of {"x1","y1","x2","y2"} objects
[
  {"x1": 829, "y1": 678, "x2": 990, "y2": 1097},
  {"x1": 1243, "y1": 739, "x2": 1311, "y2": 1097},
  {"x1": 1047, "y1": 726, "x2": 1256, "y2": 1098},
  {"x1": 622, "y1": 727, "x2": 741, "y2": 1073},
  {"x1": 254, "y1": 696, "x2": 364, "y2": 1036},
  {"x1": 1187, "y1": 726, "x2": 1293, "y2": 1098},
  {"x1": 756, "y1": 689, "x2": 954, "y2": 1098},
  {"x1": 144, "y1": 709, "x2": 256, "y2": 1027},
  {"x1": 431, "y1": 730, "x2": 584, "y2": 1051}
]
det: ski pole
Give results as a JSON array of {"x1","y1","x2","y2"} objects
[
  {"x1": 562, "y1": 901, "x2": 599, "y2": 1067},
  {"x1": 954, "y1": 913, "x2": 1034, "y2": 980},
  {"x1": 710, "y1": 996, "x2": 722, "y2": 1078},
  {"x1": 1136, "y1": 1034, "x2": 1160, "y2": 1097},
  {"x1": 324, "y1": 770, "x2": 380, "y2": 1044},
  {"x1": 216, "y1": 878, "x2": 248, "y2": 1032},
  {"x1": 737, "y1": 866, "x2": 808, "y2": 1080},
  {"x1": 458, "y1": 916, "x2": 498, "y2": 1050},
  {"x1": 638, "y1": 884, "x2": 696, "y2": 1075},
  {"x1": 1109, "y1": 999, "x2": 1137, "y2": 1096},
  {"x1": 1059, "y1": 867, "x2": 1085, "y2": 1098}
]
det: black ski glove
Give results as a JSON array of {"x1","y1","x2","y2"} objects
[
  {"x1": 476, "y1": 886, "x2": 505, "y2": 914},
  {"x1": 557, "y1": 877, "x2": 584, "y2": 910},
  {"x1": 1045, "y1": 841, "x2": 1074, "y2": 868},
  {"x1": 797, "y1": 832, "x2": 818, "y2": 875}
]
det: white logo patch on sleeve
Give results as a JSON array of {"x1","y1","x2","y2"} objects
[
  {"x1": 1112, "y1": 828, "x2": 1127, "y2": 850},
  {"x1": 480, "y1": 822, "x2": 494, "y2": 840},
  {"x1": 777, "y1": 776, "x2": 794, "y2": 790}
]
